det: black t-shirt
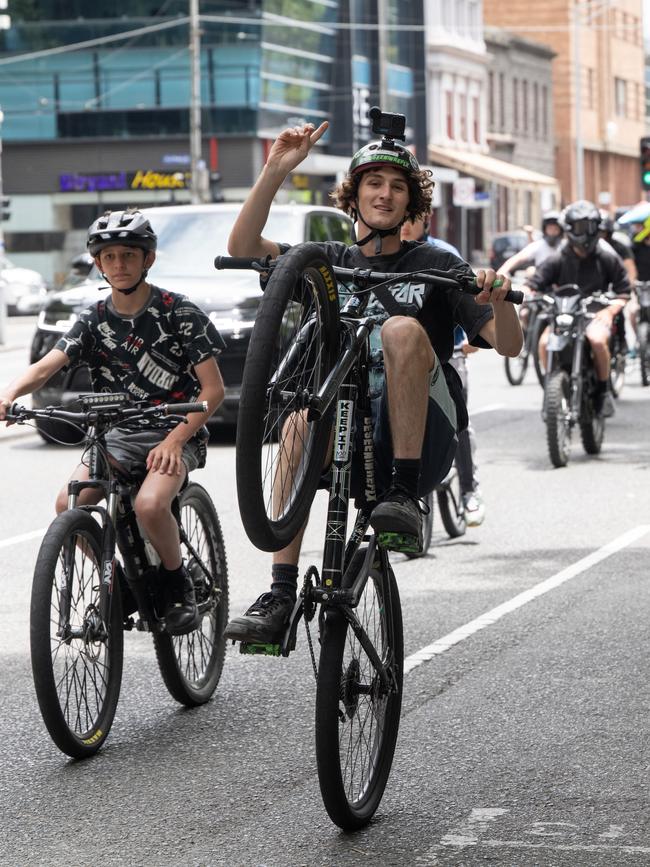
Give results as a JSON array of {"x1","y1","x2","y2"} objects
[
  {"x1": 527, "y1": 243, "x2": 631, "y2": 298},
  {"x1": 55, "y1": 285, "x2": 225, "y2": 403},
  {"x1": 310, "y1": 240, "x2": 494, "y2": 364},
  {"x1": 633, "y1": 242, "x2": 650, "y2": 282}
]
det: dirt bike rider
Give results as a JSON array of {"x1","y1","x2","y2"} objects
[
  {"x1": 498, "y1": 210, "x2": 564, "y2": 279},
  {"x1": 223, "y1": 115, "x2": 522, "y2": 647},
  {"x1": 599, "y1": 213, "x2": 637, "y2": 283},
  {"x1": 0, "y1": 209, "x2": 225, "y2": 634},
  {"x1": 526, "y1": 200, "x2": 631, "y2": 418}
]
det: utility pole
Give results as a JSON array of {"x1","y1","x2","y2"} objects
[
  {"x1": 377, "y1": 0, "x2": 388, "y2": 110},
  {"x1": 573, "y1": 0, "x2": 584, "y2": 200},
  {"x1": 189, "y1": 0, "x2": 204, "y2": 204}
]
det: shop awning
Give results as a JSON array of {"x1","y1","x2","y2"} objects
[{"x1": 428, "y1": 144, "x2": 559, "y2": 192}]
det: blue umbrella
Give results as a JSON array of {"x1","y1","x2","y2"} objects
[{"x1": 618, "y1": 202, "x2": 650, "y2": 225}]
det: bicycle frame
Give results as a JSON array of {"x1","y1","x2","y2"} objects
[{"x1": 277, "y1": 291, "x2": 393, "y2": 670}]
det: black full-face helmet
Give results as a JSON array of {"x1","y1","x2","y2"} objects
[
  {"x1": 87, "y1": 209, "x2": 157, "y2": 257},
  {"x1": 561, "y1": 200, "x2": 601, "y2": 254}
]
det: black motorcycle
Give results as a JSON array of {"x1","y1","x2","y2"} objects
[
  {"x1": 635, "y1": 280, "x2": 650, "y2": 387},
  {"x1": 543, "y1": 284, "x2": 616, "y2": 468}
]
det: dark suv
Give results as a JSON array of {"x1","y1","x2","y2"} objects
[
  {"x1": 30, "y1": 203, "x2": 354, "y2": 443},
  {"x1": 488, "y1": 229, "x2": 542, "y2": 270}
]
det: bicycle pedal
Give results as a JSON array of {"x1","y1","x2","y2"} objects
[
  {"x1": 239, "y1": 641, "x2": 281, "y2": 657},
  {"x1": 377, "y1": 531, "x2": 421, "y2": 554}
]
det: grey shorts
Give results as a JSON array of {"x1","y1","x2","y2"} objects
[
  {"x1": 105, "y1": 427, "x2": 206, "y2": 477},
  {"x1": 352, "y1": 358, "x2": 458, "y2": 500}
]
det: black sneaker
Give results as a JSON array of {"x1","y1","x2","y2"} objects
[
  {"x1": 223, "y1": 592, "x2": 294, "y2": 645},
  {"x1": 370, "y1": 485, "x2": 424, "y2": 554},
  {"x1": 164, "y1": 566, "x2": 200, "y2": 636}
]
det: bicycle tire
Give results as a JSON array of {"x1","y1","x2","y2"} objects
[
  {"x1": 30, "y1": 510, "x2": 124, "y2": 758},
  {"x1": 236, "y1": 243, "x2": 341, "y2": 551},
  {"x1": 405, "y1": 490, "x2": 434, "y2": 558},
  {"x1": 437, "y1": 467, "x2": 467, "y2": 538},
  {"x1": 639, "y1": 322, "x2": 649, "y2": 387},
  {"x1": 504, "y1": 349, "x2": 528, "y2": 386},
  {"x1": 609, "y1": 349, "x2": 626, "y2": 398},
  {"x1": 315, "y1": 547, "x2": 404, "y2": 830},
  {"x1": 531, "y1": 314, "x2": 547, "y2": 388},
  {"x1": 545, "y1": 370, "x2": 571, "y2": 467},
  {"x1": 154, "y1": 483, "x2": 229, "y2": 706}
]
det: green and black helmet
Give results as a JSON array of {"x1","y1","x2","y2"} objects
[{"x1": 349, "y1": 141, "x2": 421, "y2": 177}]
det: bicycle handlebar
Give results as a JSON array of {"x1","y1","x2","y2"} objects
[
  {"x1": 6, "y1": 400, "x2": 208, "y2": 425},
  {"x1": 214, "y1": 255, "x2": 523, "y2": 304},
  {"x1": 214, "y1": 255, "x2": 272, "y2": 271}
]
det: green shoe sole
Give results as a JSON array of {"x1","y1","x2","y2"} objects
[
  {"x1": 239, "y1": 642, "x2": 282, "y2": 656},
  {"x1": 376, "y1": 531, "x2": 422, "y2": 554}
]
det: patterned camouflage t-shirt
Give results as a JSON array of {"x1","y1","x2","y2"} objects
[{"x1": 55, "y1": 285, "x2": 225, "y2": 404}]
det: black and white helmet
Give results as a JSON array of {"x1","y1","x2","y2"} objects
[{"x1": 87, "y1": 209, "x2": 157, "y2": 257}]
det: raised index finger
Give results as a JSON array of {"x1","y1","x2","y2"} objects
[{"x1": 309, "y1": 121, "x2": 329, "y2": 145}]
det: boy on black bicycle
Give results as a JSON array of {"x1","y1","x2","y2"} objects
[
  {"x1": 224, "y1": 115, "x2": 522, "y2": 646},
  {"x1": 0, "y1": 209, "x2": 225, "y2": 635}
]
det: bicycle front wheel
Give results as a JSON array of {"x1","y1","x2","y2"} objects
[
  {"x1": 236, "y1": 243, "x2": 341, "y2": 551},
  {"x1": 315, "y1": 548, "x2": 404, "y2": 830},
  {"x1": 30, "y1": 510, "x2": 124, "y2": 758},
  {"x1": 154, "y1": 483, "x2": 229, "y2": 706}
]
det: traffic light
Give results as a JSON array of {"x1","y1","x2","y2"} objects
[
  {"x1": 0, "y1": 195, "x2": 9, "y2": 221},
  {"x1": 641, "y1": 137, "x2": 650, "y2": 191}
]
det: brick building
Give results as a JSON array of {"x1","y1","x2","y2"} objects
[{"x1": 484, "y1": 0, "x2": 647, "y2": 208}]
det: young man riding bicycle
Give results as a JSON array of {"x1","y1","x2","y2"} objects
[
  {"x1": 0, "y1": 209, "x2": 225, "y2": 634},
  {"x1": 224, "y1": 114, "x2": 523, "y2": 646}
]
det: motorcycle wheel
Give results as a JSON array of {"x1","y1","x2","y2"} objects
[{"x1": 545, "y1": 370, "x2": 571, "y2": 468}]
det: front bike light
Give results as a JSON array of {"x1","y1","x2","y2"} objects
[{"x1": 556, "y1": 313, "x2": 574, "y2": 328}]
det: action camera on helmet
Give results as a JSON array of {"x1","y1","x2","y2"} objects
[{"x1": 368, "y1": 106, "x2": 406, "y2": 143}]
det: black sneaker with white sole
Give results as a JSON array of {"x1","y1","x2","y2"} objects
[{"x1": 223, "y1": 592, "x2": 294, "y2": 651}]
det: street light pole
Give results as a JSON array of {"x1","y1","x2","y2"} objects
[{"x1": 189, "y1": 0, "x2": 204, "y2": 204}]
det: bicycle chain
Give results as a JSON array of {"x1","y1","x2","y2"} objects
[{"x1": 302, "y1": 565, "x2": 320, "y2": 681}]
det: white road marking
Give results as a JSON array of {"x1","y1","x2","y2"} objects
[
  {"x1": 0, "y1": 528, "x2": 46, "y2": 550},
  {"x1": 404, "y1": 524, "x2": 650, "y2": 675},
  {"x1": 439, "y1": 808, "x2": 508, "y2": 848}
]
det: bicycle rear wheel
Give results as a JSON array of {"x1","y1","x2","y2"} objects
[
  {"x1": 315, "y1": 547, "x2": 404, "y2": 830},
  {"x1": 154, "y1": 483, "x2": 229, "y2": 706},
  {"x1": 30, "y1": 510, "x2": 124, "y2": 758},
  {"x1": 504, "y1": 348, "x2": 528, "y2": 385},
  {"x1": 236, "y1": 243, "x2": 341, "y2": 551},
  {"x1": 437, "y1": 467, "x2": 466, "y2": 538}
]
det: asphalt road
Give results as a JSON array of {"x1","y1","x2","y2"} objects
[{"x1": 0, "y1": 316, "x2": 649, "y2": 867}]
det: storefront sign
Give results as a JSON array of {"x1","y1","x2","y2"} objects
[
  {"x1": 60, "y1": 172, "x2": 128, "y2": 192},
  {"x1": 59, "y1": 170, "x2": 191, "y2": 193}
]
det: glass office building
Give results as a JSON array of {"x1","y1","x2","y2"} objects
[{"x1": 0, "y1": 1, "x2": 426, "y2": 279}]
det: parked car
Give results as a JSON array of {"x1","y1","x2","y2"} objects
[
  {"x1": 488, "y1": 229, "x2": 542, "y2": 271},
  {"x1": 1, "y1": 255, "x2": 49, "y2": 315},
  {"x1": 29, "y1": 202, "x2": 355, "y2": 443}
]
